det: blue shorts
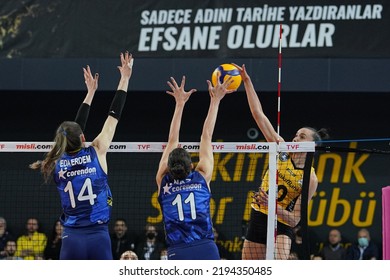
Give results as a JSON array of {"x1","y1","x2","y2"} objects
[
  {"x1": 167, "y1": 239, "x2": 220, "y2": 260},
  {"x1": 60, "y1": 224, "x2": 112, "y2": 260}
]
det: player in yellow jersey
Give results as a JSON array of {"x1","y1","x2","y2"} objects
[{"x1": 233, "y1": 63, "x2": 329, "y2": 260}]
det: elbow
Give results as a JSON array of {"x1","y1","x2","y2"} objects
[{"x1": 251, "y1": 109, "x2": 261, "y2": 119}]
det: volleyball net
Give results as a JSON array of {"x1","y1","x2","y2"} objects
[{"x1": 0, "y1": 141, "x2": 315, "y2": 260}]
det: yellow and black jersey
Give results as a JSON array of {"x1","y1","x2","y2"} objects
[{"x1": 252, "y1": 152, "x2": 314, "y2": 226}]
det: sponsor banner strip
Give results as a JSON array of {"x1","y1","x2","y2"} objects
[{"x1": 0, "y1": 142, "x2": 317, "y2": 153}]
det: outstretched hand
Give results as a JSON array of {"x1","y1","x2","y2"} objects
[
  {"x1": 206, "y1": 71, "x2": 235, "y2": 101},
  {"x1": 83, "y1": 65, "x2": 99, "y2": 93},
  {"x1": 166, "y1": 76, "x2": 197, "y2": 104},
  {"x1": 118, "y1": 51, "x2": 133, "y2": 80}
]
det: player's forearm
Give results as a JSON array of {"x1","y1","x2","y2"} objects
[
  {"x1": 201, "y1": 99, "x2": 220, "y2": 141},
  {"x1": 117, "y1": 76, "x2": 130, "y2": 92},
  {"x1": 167, "y1": 102, "x2": 185, "y2": 143},
  {"x1": 82, "y1": 90, "x2": 96, "y2": 105}
]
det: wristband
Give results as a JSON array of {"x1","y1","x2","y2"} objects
[
  {"x1": 74, "y1": 103, "x2": 90, "y2": 131},
  {"x1": 108, "y1": 90, "x2": 127, "y2": 120}
]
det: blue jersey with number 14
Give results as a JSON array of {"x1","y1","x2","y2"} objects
[
  {"x1": 54, "y1": 146, "x2": 112, "y2": 228},
  {"x1": 158, "y1": 171, "x2": 214, "y2": 247}
]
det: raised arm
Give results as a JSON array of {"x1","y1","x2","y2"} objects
[
  {"x1": 91, "y1": 51, "x2": 133, "y2": 158},
  {"x1": 232, "y1": 63, "x2": 283, "y2": 143},
  {"x1": 195, "y1": 75, "x2": 234, "y2": 185},
  {"x1": 156, "y1": 76, "x2": 196, "y2": 189},
  {"x1": 74, "y1": 65, "x2": 99, "y2": 131}
]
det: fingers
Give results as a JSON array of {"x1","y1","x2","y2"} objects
[
  {"x1": 167, "y1": 80, "x2": 175, "y2": 92},
  {"x1": 187, "y1": 88, "x2": 197, "y2": 96},
  {"x1": 180, "y1": 75, "x2": 186, "y2": 89},
  {"x1": 170, "y1": 76, "x2": 179, "y2": 89},
  {"x1": 223, "y1": 75, "x2": 234, "y2": 88},
  {"x1": 120, "y1": 51, "x2": 131, "y2": 66},
  {"x1": 231, "y1": 63, "x2": 241, "y2": 70},
  {"x1": 128, "y1": 58, "x2": 134, "y2": 68}
]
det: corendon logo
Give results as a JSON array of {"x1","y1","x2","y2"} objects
[{"x1": 0, "y1": 144, "x2": 5, "y2": 150}]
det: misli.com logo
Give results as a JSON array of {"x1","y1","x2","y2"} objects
[
  {"x1": 15, "y1": 143, "x2": 53, "y2": 150},
  {"x1": 235, "y1": 144, "x2": 269, "y2": 150}
]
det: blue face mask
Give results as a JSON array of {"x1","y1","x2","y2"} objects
[{"x1": 358, "y1": 237, "x2": 369, "y2": 247}]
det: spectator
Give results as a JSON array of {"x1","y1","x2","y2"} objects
[
  {"x1": 346, "y1": 228, "x2": 379, "y2": 260},
  {"x1": 319, "y1": 229, "x2": 346, "y2": 260},
  {"x1": 160, "y1": 248, "x2": 168, "y2": 260},
  {"x1": 0, "y1": 217, "x2": 15, "y2": 259},
  {"x1": 120, "y1": 250, "x2": 138, "y2": 260},
  {"x1": 110, "y1": 218, "x2": 138, "y2": 260},
  {"x1": 0, "y1": 240, "x2": 23, "y2": 260},
  {"x1": 15, "y1": 217, "x2": 47, "y2": 260},
  {"x1": 44, "y1": 219, "x2": 63, "y2": 260},
  {"x1": 135, "y1": 224, "x2": 165, "y2": 260}
]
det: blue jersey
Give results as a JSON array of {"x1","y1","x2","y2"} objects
[
  {"x1": 158, "y1": 171, "x2": 214, "y2": 247},
  {"x1": 54, "y1": 146, "x2": 112, "y2": 228}
]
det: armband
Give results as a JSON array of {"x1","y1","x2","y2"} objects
[
  {"x1": 74, "y1": 103, "x2": 90, "y2": 131},
  {"x1": 108, "y1": 90, "x2": 127, "y2": 120}
]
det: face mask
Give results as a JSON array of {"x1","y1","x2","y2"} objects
[
  {"x1": 147, "y1": 232, "x2": 156, "y2": 240},
  {"x1": 160, "y1": 255, "x2": 168, "y2": 260},
  {"x1": 358, "y1": 237, "x2": 369, "y2": 247}
]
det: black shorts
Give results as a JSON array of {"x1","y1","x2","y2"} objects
[{"x1": 245, "y1": 208, "x2": 294, "y2": 244}]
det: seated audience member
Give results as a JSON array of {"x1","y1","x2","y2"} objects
[
  {"x1": 0, "y1": 217, "x2": 15, "y2": 259},
  {"x1": 135, "y1": 224, "x2": 165, "y2": 260},
  {"x1": 0, "y1": 240, "x2": 23, "y2": 260},
  {"x1": 15, "y1": 217, "x2": 47, "y2": 260},
  {"x1": 160, "y1": 248, "x2": 168, "y2": 260},
  {"x1": 346, "y1": 228, "x2": 379, "y2": 260},
  {"x1": 110, "y1": 218, "x2": 138, "y2": 260},
  {"x1": 319, "y1": 229, "x2": 346, "y2": 260},
  {"x1": 44, "y1": 219, "x2": 63, "y2": 260},
  {"x1": 120, "y1": 250, "x2": 138, "y2": 260}
]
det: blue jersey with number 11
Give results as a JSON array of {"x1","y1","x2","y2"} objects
[
  {"x1": 158, "y1": 171, "x2": 214, "y2": 246},
  {"x1": 54, "y1": 146, "x2": 112, "y2": 228}
]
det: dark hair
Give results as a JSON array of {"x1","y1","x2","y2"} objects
[
  {"x1": 30, "y1": 121, "x2": 83, "y2": 183},
  {"x1": 303, "y1": 127, "x2": 330, "y2": 146},
  {"x1": 168, "y1": 148, "x2": 192, "y2": 180}
]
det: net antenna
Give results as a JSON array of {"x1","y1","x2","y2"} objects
[
  {"x1": 277, "y1": 23, "x2": 282, "y2": 136},
  {"x1": 266, "y1": 24, "x2": 284, "y2": 260}
]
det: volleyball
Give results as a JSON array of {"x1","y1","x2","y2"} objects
[{"x1": 211, "y1": 63, "x2": 242, "y2": 91}]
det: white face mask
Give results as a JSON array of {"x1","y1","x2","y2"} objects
[
  {"x1": 160, "y1": 255, "x2": 168, "y2": 260},
  {"x1": 358, "y1": 237, "x2": 369, "y2": 247}
]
